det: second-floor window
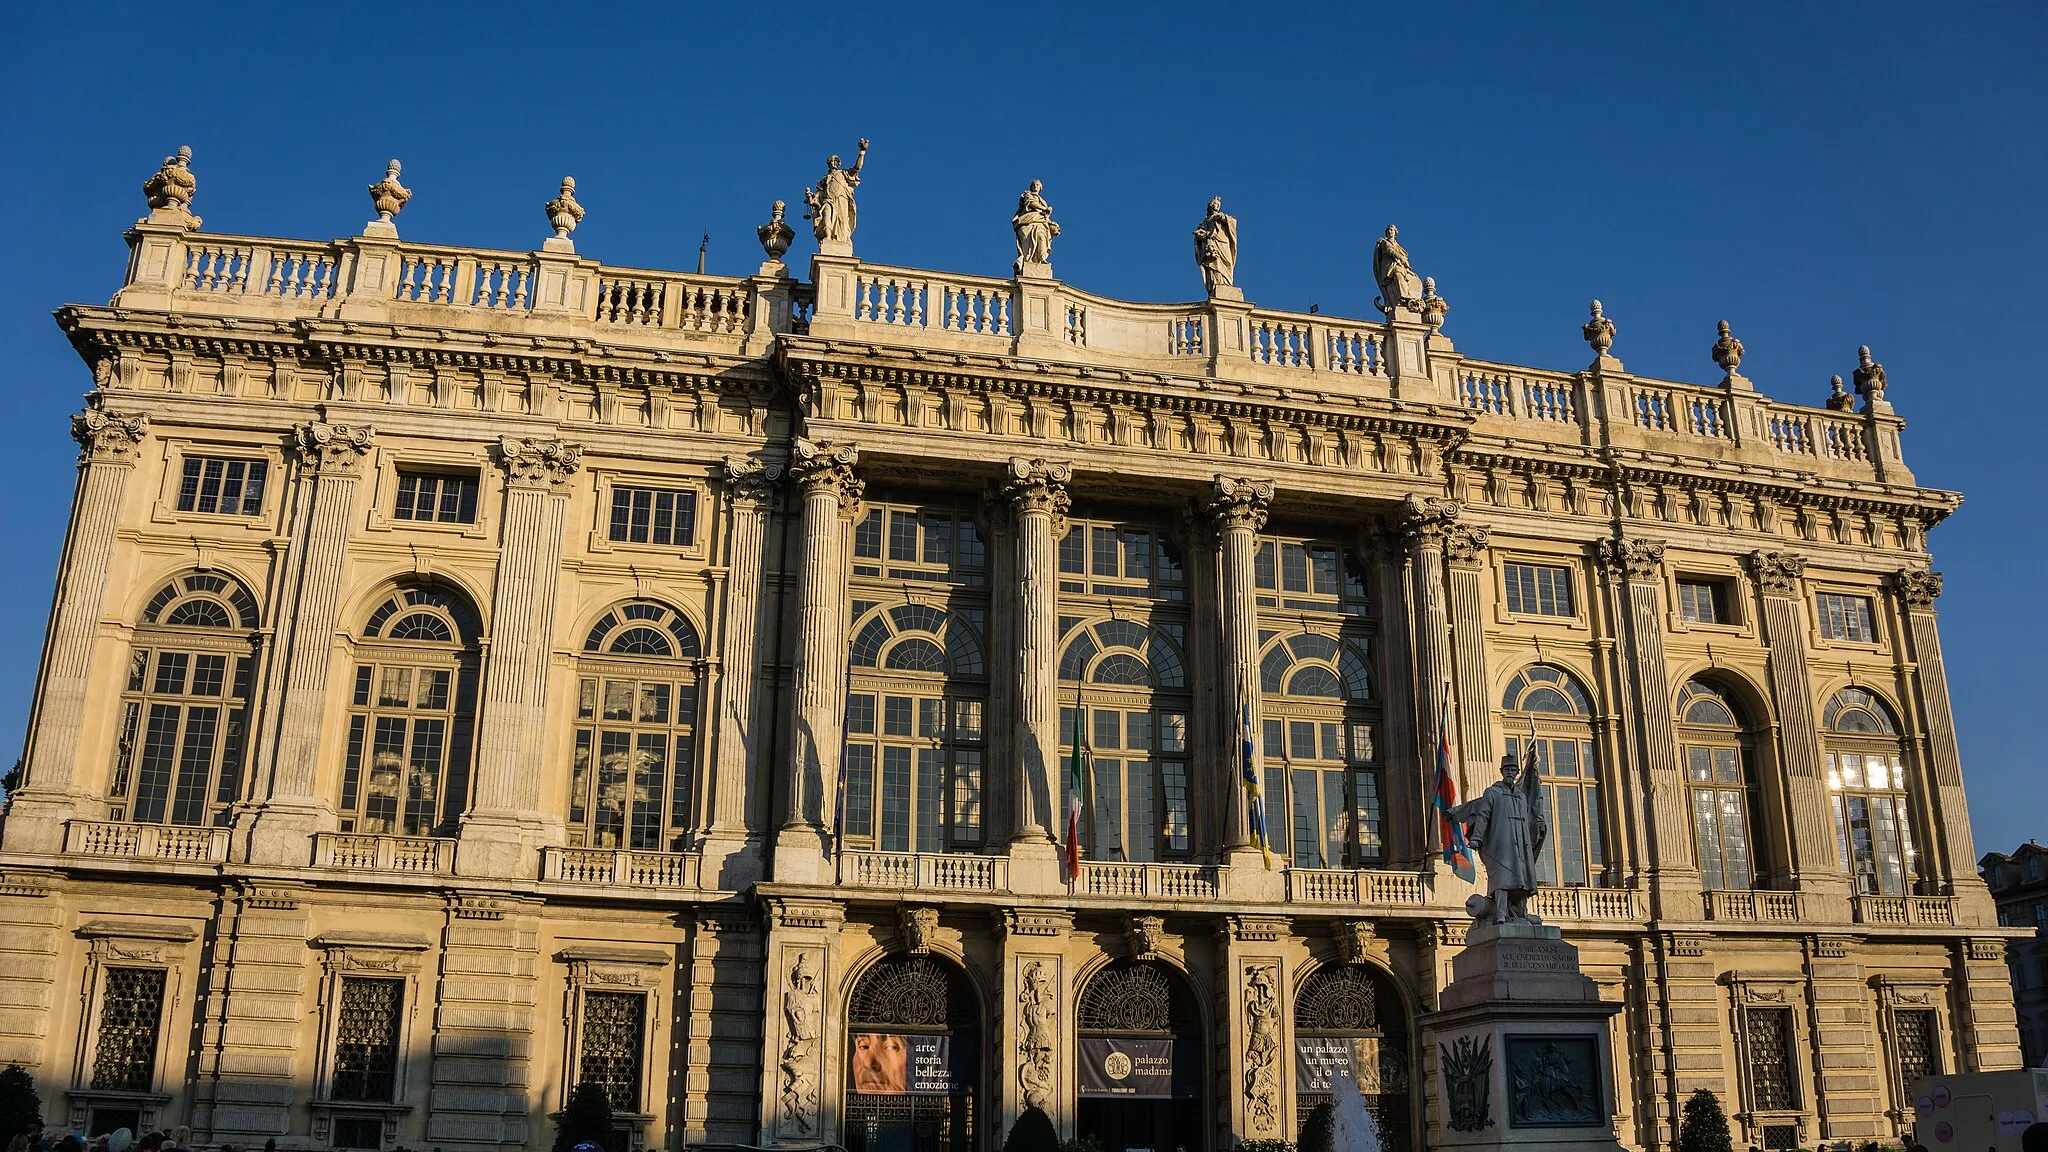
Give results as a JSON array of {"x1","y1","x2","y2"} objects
[
  {"x1": 1823, "y1": 687, "x2": 1916, "y2": 895},
  {"x1": 177, "y1": 455, "x2": 268, "y2": 516},
  {"x1": 1058, "y1": 617, "x2": 1191, "y2": 861},
  {"x1": 330, "y1": 977, "x2": 403, "y2": 1102},
  {"x1": 393, "y1": 470, "x2": 479, "y2": 525},
  {"x1": 853, "y1": 506, "x2": 986, "y2": 584},
  {"x1": 842, "y1": 602, "x2": 988, "y2": 853},
  {"x1": 1678, "y1": 679, "x2": 1760, "y2": 891},
  {"x1": 1503, "y1": 562, "x2": 1574, "y2": 618},
  {"x1": 1058, "y1": 520, "x2": 1184, "y2": 600},
  {"x1": 569, "y1": 603, "x2": 702, "y2": 851},
  {"x1": 1258, "y1": 630, "x2": 1381, "y2": 868},
  {"x1": 1816, "y1": 592, "x2": 1876, "y2": 642},
  {"x1": 608, "y1": 485, "x2": 696, "y2": 547},
  {"x1": 1677, "y1": 578, "x2": 1730, "y2": 625},
  {"x1": 1501, "y1": 665, "x2": 1605, "y2": 887},
  {"x1": 341, "y1": 585, "x2": 482, "y2": 837}
]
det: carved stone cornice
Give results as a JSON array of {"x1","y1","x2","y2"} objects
[
  {"x1": 1595, "y1": 537, "x2": 1666, "y2": 583},
  {"x1": 292, "y1": 420, "x2": 375, "y2": 475},
  {"x1": 995, "y1": 907, "x2": 1072, "y2": 939},
  {"x1": 1891, "y1": 568, "x2": 1943, "y2": 608},
  {"x1": 721, "y1": 454, "x2": 785, "y2": 507},
  {"x1": 1224, "y1": 914, "x2": 1289, "y2": 944},
  {"x1": 1443, "y1": 524, "x2": 1490, "y2": 569},
  {"x1": 495, "y1": 434, "x2": 583, "y2": 488},
  {"x1": 1208, "y1": 476, "x2": 1274, "y2": 533},
  {"x1": 1398, "y1": 494, "x2": 1461, "y2": 552},
  {"x1": 1745, "y1": 549, "x2": 1807, "y2": 596},
  {"x1": 788, "y1": 437, "x2": 863, "y2": 513},
  {"x1": 769, "y1": 896, "x2": 846, "y2": 932},
  {"x1": 899, "y1": 906, "x2": 940, "y2": 955},
  {"x1": 71, "y1": 404, "x2": 149, "y2": 465}
]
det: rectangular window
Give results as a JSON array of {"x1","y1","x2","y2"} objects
[
  {"x1": 1746, "y1": 1006, "x2": 1799, "y2": 1111},
  {"x1": 393, "y1": 470, "x2": 480, "y2": 524},
  {"x1": 854, "y1": 506, "x2": 986, "y2": 584},
  {"x1": 1511, "y1": 736, "x2": 1604, "y2": 887},
  {"x1": 578, "y1": 990, "x2": 647, "y2": 1114},
  {"x1": 1503, "y1": 562, "x2": 1574, "y2": 617},
  {"x1": 608, "y1": 486, "x2": 696, "y2": 547},
  {"x1": 1893, "y1": 1008, "x2": 1939, "y2": 1099},
  {"x1": 1058, "y1": 521, "x2": 1184, "y2": 599},
  {"x1": 330, "y1": 977, "x2": 403, "y2": 1102},
  {"x1": 176, "y1": 456, "x2": 268, "y2": 516},
  {"x1": 1678, "y1": 578, "x2": 1730, "y2": 625},
  {"x1": 91, "y1": 967, "x2": 166, "y2": 1092},
  {"x1": 1817, "y1": 592, "x2": 1876, "y2": 642}
]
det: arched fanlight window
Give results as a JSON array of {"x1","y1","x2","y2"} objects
[
  {"x1": 1822, "y1": 686, "x2": 1916, "y2": 895},
  {"x1": 109, "y1": 572, "x2": 262, "y2": 827},
  {"x1": 845, "y1": 954, "x2": 981, "y2": 1152},
  {"x1": 341, "y1": 582, "x2": 482, "y2": 837},
  {"x1": 1293, "y1": 964, "x2": 1413, "y2": 1150},
  {"x1": 1676, "y1": 679, "x2": 1761, "y2": 891},
  {"x1": 1259, "y1": 632, "x2": 1380, "y2": 869},
  {"x1": 1500, "y1": 664, "x2": 1605, "y2": 888},
  {"x1": 843, "y1": 601, "x2": 989, "y2": 854},
  {"x1": 570, "y1": 601, "x2": 703, "y2": 851},
  {"x1": 1057, "y1": 619, "x2": 1192, "y2": 861}
]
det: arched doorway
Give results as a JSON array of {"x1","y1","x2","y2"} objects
[
  {"x1": 1293, "y1": 964, "x2": 1412, "y2": 1151},
  {"x1": 1076, "y1": 960, "x2": 1205, "y2": 1152},
  {"x1": 844, "y1": 955, "x2": 980, "y2": 1152}
]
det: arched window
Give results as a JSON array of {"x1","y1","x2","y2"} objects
[
  {"x1": 843, "y1": 600, "x2": 988, "y2": 853},
  {"x1": 1075, "y1": 960, "x2": 1205, "y2": 1151},
  {"x1": 569, "y1": 602, "x2": 702, "y2": 851},
  {"x1": 1293, "y1": 964, "x2": 1412, "y2": 1151},
  {"x1": 1058, "y1": 618, "x2": 1191, "y2": 861},
  {"x1": 1500, "y1": 665, "x2": 1605, "y2": 888},
  {"x1": 1823, "y1": 687, "x2": 1916, "y2": 895},
  {"x1": 341, "y1": 583, "x2": 482, "y2": 837},
  {"x1": 108, "y1": 573, "x2": 262, "y2": 827},
  {"x1": 1677, "y1": 679, "x2": 1761, "y2": 891},
  {"x1": 1259, "y1": 630, "x2": 1381, "y2": 868},
  {"x1": 844, "y1": 954, "x2": 980, "y2": 1152}
]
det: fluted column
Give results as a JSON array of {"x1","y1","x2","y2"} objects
[
  {"x1": 1400, "y1": 495, "x2": 1460, "y2": 790},
  {"x1": 240, "y1": 420, "x2": 377, "y2": 866},
  {"x1": 1597, "y1": 537, "x2": 1698, "y2": 915},
  {"x1": 1365, "y1": 521, "x2": 1420, "y2": 867},
  {"x1": 1443, "y1": 523, "x2": 1495, "y2": 785},
  {"x1": 1746, "y1": 550, "x2": 1844, "y2": 895},
  {"x1": 5, "y1": 401, "x2": 150, "y2": 854},
  {"x1": 1211, "y1": 477, "x2": 1273, "y2": 877},
  {"x1": 700, "y1": 455, "x2": 782, "y2": 886},
  {"x1": 456, "y1": 435, "x2": 582, "y2": 878},
  {"x1": 773, "y1": 438, "x2": 861, "y2": 884},
  {"x1": 1891, "y1": 570, "x2": 1977, "y2": 894},
  {"x1": 1003, "y1": 458, "x2": 1071, "y2": 844}
]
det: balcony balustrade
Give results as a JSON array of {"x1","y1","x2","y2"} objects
[{"x1": 64, "y1": 820, "x2": 228, "y2": 864}]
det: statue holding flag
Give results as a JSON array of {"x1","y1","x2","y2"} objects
[{"x1": 1451, "y1": 750, "x2": 1548, "y2": 924}]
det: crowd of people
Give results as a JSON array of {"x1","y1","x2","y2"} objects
[{"x1": 5, "y1": 1130, "x2": 280, "y2": 1152}]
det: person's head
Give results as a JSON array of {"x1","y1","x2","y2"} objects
[
  {"x1": 2019, "y1": 1121, "x2": 2048, "y2": 1152},
  {"x1": 1501, "y1": 753, "x2": 1520, "y2": 787},
  {"x1": 1207, "y1": 196, "x2": 1223, "y2": 214},
  {"x1": 1385, "y1": 224, "x2": 1399, "y2": 240},
  {"x1": 1030, "y1": 180, "x2": 1043, "y2": 193}
]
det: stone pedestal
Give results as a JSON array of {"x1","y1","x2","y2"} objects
[{"x1": 1420, "y1": 920, "x2": 1624, "y2": 1152}]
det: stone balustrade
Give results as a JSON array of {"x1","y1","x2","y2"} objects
[
  {"x1": 1529, "y1": 885, "x2": 1646, "y2": 923},
  {"x1": 1283, "y1": 867, "x2": 1427, "y2": 907},
  {"x1": 1852, "y1": 893, "x2": 1958, "y2": 927},
  {"x1": 310, "y1": 832, "x2": 454, "y2": 875},
  {"x1": 1703, "y1": 888, "x2": 1806, "y2": 923},
  {"x1": 1076, "y1": 861, "x2": 1225, "y2": 900},
  {"x1": 835, "y1": 849, "x2": 1009, "y2": 893},
  {"x1": 540, "y1": 846, "x2": 702, "y2": 889},
  {"x1": 64, "y1": 819, "x2": 229, "y2": 864}
]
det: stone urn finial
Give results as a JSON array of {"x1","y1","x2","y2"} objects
[
  {"x1": 1583, "y1": 299, "x2": 1617, "y2": 355},
  {"x1": 758, "y1": 199, "x2": 794, "y2": 263},
  {"x1": 545, "y1": 176, "x2": 584, "y2": 239},
  {"x1": 1852, "y1": 344, "x2": 1888, "y2": 408},
  {"x1": 142, "y1": 146, "x2": 200, "y2": 226},
  {"x1": 1419, "y1": 276, "x2": 1449, "y2": 329},
  {"x1": 368, "y1": 159, "x2": 411, "y2": 223},
  {"x1": 1710, "y1": 319, "x2": 1745, "y2": 377},
  {"x1": 1826, "y1": 373, "x2": 1854, "y2": 411}
]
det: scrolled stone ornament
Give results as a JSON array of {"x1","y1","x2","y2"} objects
[
  {"x1": 495, "y1": 435, "x2": 583, "y2": 486},
  {"x1": 1398, "y1": 493, "x2": 1461, "y2": 550},
  {"x1": 1582, "y1": 299, "x2": 1616, "y2": 355},
  {"x1": 291, "y1": 420, "x2": 375, "y2": 473},
  {"x1": 720, "y1": 454, "x2": 784, "y2": 505},
  {"x1": 1595, "y1": 536, "x2": 1666, "y2": 583},
  {"x1": 544, "y1": 176, "x2": 584, "y2": 239},
  {"x1": 1711, "y1": 319, "x2": 1745, "y2": 377},
  {"x1": 368, "y1": 159, "x2": 411, "y2": 223},
  {"x1": 1745, "y1": 549, "x2": 1807, "y2": 595},
  {"x1": 142, "y1": 146, "x2": 199, "y2": 224},
  {"x1": 1420, "y1": 276, "x2": 1449, "y2": 329},
  {"x1": 1443, "y1": 524, "x2": 1491, "y2": 568},
  {"x1": 72, "y1": 406, "x2": 150, "y2": 465},
  {"x1": 1208, "y1": 475, "x2": 1274, "y2": 532},
  {"x1": 1891, "y1": 568, "x2": 1943, "y2": 607},
  {"x1": 788, "y1": 438, "x2": 863, "y2": 512},
  {"x1": 1002, "y1": 457, "x2": 1074, "y2": 525}
]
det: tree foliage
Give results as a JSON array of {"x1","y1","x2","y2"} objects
[
  {"x1": 1297, "y1": 1100, "x2": 1336, "y2": 1152},
  {"x1": 1677, "y1": 1089, "x2": 1732, "y2": 1152},
  {"x1": 1005, "y1": 1107, "x2": 1061, "y2": 1152},
  {"x1": 550, "y1": 1081, "x2": 616, "y2": 1152},
  {"x1": 0, "y1": 1065, "x2": 40, "y2": 1145}
]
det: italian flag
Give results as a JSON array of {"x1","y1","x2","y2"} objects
[{"x1": 1065, "y1": 702, "x2": 1088, "y2": 881}]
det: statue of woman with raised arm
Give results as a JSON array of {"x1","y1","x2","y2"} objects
[{"x1": 803, "y1": 138, "x2": 870, "y2": 247}]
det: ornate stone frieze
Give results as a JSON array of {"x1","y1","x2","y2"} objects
[
  {"x1": 788, "y1": 437, "x2": 863, "y2": 513},
  {"x1": 1398, "y1": 493, "x2": 1461, "y2": 551},
  {"x1": 779, "y1": 949, "x2": 823, "y2": 1135},
  {"x1": 1125, "y1": 914, "x2": 1167, "y2": 960},
  {"x1": 71, "y1": 405, "x2": 149, "y2": 465},
  {"x1": 771, "y1": 898, "x2": 845, "y2": 932},
  {"x1": 1443, "y1": 523, "x2": 1491, "y2": 569},
  {"x1": 1892, "y1": 568, "x2": 1944, "y2": 607},
  {"x1": 1208, "y1": 475, "x2": 1274, "y2": 533},
  {"x1": 899, "y1": 906, "x2": 940, "y2": 955},
  {"x1": 1242, "y1": 964, "x2": 1282, "y2": 1135},
  {"x1": 1745, "y1": 549, "x2": 1808, "y2": 595},
  {"x1": 495, "y1": 434, "x2": 584, "y2": 487},
  {"x1": 1017, "y1": 959, "x2": 1056, "y2": 1111},
  {"x1": 1968, "y1": 938, "x2": 2007, "y2": 963},
  {"x1": 1002, "y1": 457, "x2": 1073, "y2": 525},
  {"x1": 1227, "y1": 915, "x2": 1289, "y2": 943},
  {"x1": 721, "y1": 453, "x2": 785, "y2": 506},
  {"x1": 290, "y1": 420, "x2": 375, "y2": 475},
  {"x1": 1595, "y1": 537, "x2": 1666, "y2": 583}
]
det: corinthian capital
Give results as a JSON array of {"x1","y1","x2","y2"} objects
[
  {"x1": 71, "y1": 405, "x2": 149, "y2": 465},
  {"x1": 1397, "y1": 494, "x2": 1461, "y2": 551},
  {"x1": 495, "y1": 435, "x2": 584, "y2": 488},
  {"x1": 291, "y1": 420, "x2": 376, "y2": 474},
  {"x1": 1208, "y1": 476, "x2": 1274, "y2": 533},
  {"x1": 1745, "y1": 549, "x2": 1807, "y2": 595},
  {"x1": 721, "y1": 454, "x2": 785, "y2": 507},
  {"x1": 789, "y1": 438, "x2": 863, "y2": 513},
  {"x1": 1891, "y1": 568, "x2": 1943, "y2": 608},
  {"x1": 1444, "y1": 524, "x2": 1491, "y2": 568},
  {"x1": 1003, "y1": 457, "x2": 1074, "y2": 520},
  {"x1": 1595, "y1": 537, "x2": 1666, "y2": 583}
]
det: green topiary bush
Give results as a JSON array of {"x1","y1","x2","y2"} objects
[
  {"x1": 1297, "y1": 1101, "x2": 1335, "y2": 1152},
  {"x1": 0, "y1": 1065, "x2": 40, "y2": 1146},
  {"x1": 549, "y1": 1081, "x2": 616, "y2": 1152},
  {"x1": 1005, "y1": 1107, "x2": 1061, "y2": 1152},
  {"x1": 1677, "y1": 1089, "x2": 1733, "y2": 1152}
]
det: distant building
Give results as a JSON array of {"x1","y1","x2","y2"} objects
[{"x1": 1981, "y1": 843, "x2": 2048, "y2": 1064}]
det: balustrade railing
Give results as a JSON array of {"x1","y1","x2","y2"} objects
[
  {"x1": 1703, "y1": 889, "x2": 1803, "y2": 923},
  {"x1": 836, "y1": 850, "x2": 1006, "y2": 892},
  {"x1": 65, "y1": 820, "x2": 228, "y2": 863},
  {"x1": 312, "y1": 832, "x2": 454, "y2": 874},
  {"x1": 1458, "y1": 365, "x2": 1581, "y2": 425},
  {"x1": 851, "y1": 268, "x2": 1012, "y2": 338},
  {"x1": 1284, "y1": 868, "x2": 1427, "y2": 906},
  {"x1": 541, "y1": 846, "x2": 699, "y2": 889},
  {"x1": 1852, "y1": 893, "x2": 1956, "y2": 927},
  {"x1": 1529, "y1": 886, "x2": 1643, "y2": 922},
  {"x1": 1078, "y1": 861, "x2": 1222, "y2": 899}
]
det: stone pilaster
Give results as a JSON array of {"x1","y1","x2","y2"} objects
[
  {"x1": 1889, "y1": 571, "x2": 1978, "y2": 897},
  {"x1": 700, "y1": 456, "x2": 782, "y2": 887},
  {"x1": 0, "y1": 873, "x2": 60, "y2": 1068},
  {"x1": 241, "y1": 420, "x2": 376, "y2": 866},
  {"x1": 1804, "y1": 936, "x2": 1884, "y2": 1141},
  {"x1": 1367, "y1": 522, "x2": 1422, "y2": 868},
  {"x1": 1219, "y1": 915, "x2": 1291, "y2": 1145},
  {"x1": 457, "y1": 435, "x2": 582, "y2": 879},
  {"x1": 1654, "y1": 933, "x2": 1723, "y2": 1147},
  {"x1": 982, "y1": 491, "x2": 1017, "y2": 849},
  {"x1": 774, "y1": 439, "x2": 861, "y2": 884},
  {"x1": 1002, "y1": 458, "x2": 1072, "y2": 894},
  {"x1": 1597, "y1": 537, "x2": 1700, "y2": 917},
  {"x1": 198, "y1": 883, "x2": 314, "y2": 1141},
  {"x1": 427, "y1": 893, "x2": 542, "y2": 1151},
  {"x1": 5, "y1": 402, "x2": 149, "y2": 853},
  {"x1": 757, "y1": 898, "x2": 846, "y2": 1144},
  {"x1": 1745, "y1": 551, "x2": 1845, "y2": 896},
  {"x1": 1955, "y1": 937, "x2": 2026, "y2": 1072},
  {"x1": 1210, "y1": 477, "x2": 1275, "y2": 886},
  {"x1": 680, "y1": 910, "x2": 767, "y2": 1144},
  {"x1": 1443, "y1": 523, "x2": 1495, "y2": 787},
  {"x1": 1400, "y1": 495, "x2": 1461, "y2": 799},
  {"x1": 995, "y1": 908, "x2": 1075, "y2": 1141}
]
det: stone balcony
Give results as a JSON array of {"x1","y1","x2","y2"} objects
[
  {"x1": 64, "y1": 819, "x2": 228, "y2": 864},
  {"x1": 310, "y1": 832, "x2": 454, "y2": 876}
]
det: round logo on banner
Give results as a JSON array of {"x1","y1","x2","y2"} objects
[
  {"x1": 1933, "y1": 1085, "x2": 1953, "y2": 1108},
  {"x1": 1105, "y1": 1052, "x2": 1133, "y2": 1080},
  {"x1": 1935, "y1": 1120, "x2": 1954, "y2": 1143}
]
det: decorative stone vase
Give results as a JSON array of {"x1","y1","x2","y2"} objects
[
  {"x1": 758, "y1": 200, "x2": 794, "y2": 262},
  {"x1": 367, "y1": 159, "x2": 411, "y2": 222},
  {"x1": 545, "y1": 177, "x2": 584, "y2": 238}
]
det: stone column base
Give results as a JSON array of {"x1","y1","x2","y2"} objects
[
  {"x1": 0, "y1": 792, "x2": 76, "y2": 854},
  {"x1": 1007, "y1": 837, "x2": 1064, "y2": 895},
  {"x1": 454, "y1": 812, "x2": 547, "y2": 879},
  {"x1": 771, "y1": 826, "x2": 832, "y2": 885},
  {"x1": 237, "y1": 801, "x2": 330, "y2": 866}
]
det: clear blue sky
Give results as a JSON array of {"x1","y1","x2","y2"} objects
[{"x1": 3, "y1": 3, "x2": 2043, "y2": 857}]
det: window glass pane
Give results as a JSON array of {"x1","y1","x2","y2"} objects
[
  {"x1": 879, "y1": 747, "x2": 912, "y2": 851},
  {"x1": 842, "y1": 745, "x2": 875, "y2": 840},
  {"x1": 1290, "y1": 770, "x2": 1321, "y2": 868},
  {"x1": 1126, "y1": 762, "x2": 1156, "y2": 863},
  {"x1": 1093, "y1": 758, "x2": 1123, "y2": 859}
]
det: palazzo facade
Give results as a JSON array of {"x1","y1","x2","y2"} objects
[{"x1": 0, "y1": 155, "x2": 2021, "y2": 1152}]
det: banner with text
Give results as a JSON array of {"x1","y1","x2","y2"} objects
[
  {"x1": 1077, "y1": 1037, "x2": 1199, "y2": 1099},
  {"x1": 850, "y1": 1033, "x2": 968, "y2": 1095}
]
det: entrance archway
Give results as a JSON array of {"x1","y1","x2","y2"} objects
[
  {"x1": 1075, "y1": 960, "x2": 1205, "y2": 1152},
  {"x1": 1292, "y1": 964, "x2": 1413, "y2": 1151},
  {"x1": 844, "y1": 954, "x2": 980, "y2": 1152}
]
